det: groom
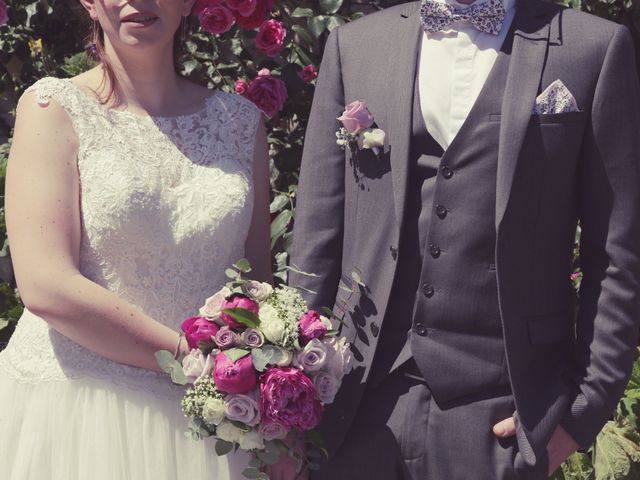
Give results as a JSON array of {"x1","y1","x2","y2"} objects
[{"x1": 290, "y1": 0, "x2": 640, "y2": 478}]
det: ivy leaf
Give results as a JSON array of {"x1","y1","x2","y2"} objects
[
  {"x1": 215, "y1": 439, "x2": 235, "y2": 456},
  {"x1": 222, "y1": 308, "x2": 261, "y2": 329},
  {"x1": 319, "y1": 0, "x2": 344, "y2": 15},
  {"x1": 224, "y1": 347, "x2": 251, "y2": 362},
  {"x1": 154, "y1": 350, "x2": 188, "y2": 385}
]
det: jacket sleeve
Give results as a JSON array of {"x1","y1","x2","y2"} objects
[
  {"x1": 289, "y1": 27, "x2": 346, "y2": 310},
  {"x1": 561, "y1": 24, "x2": 640, "y2": 449}
]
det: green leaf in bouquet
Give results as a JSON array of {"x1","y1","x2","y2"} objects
[
  {"x1": 229, "y1": 420, "x2": 252, "y2": 432},
  {"x1": 154, "y1": 350, "x2": 188, "y2": 385},
  {"x1": 226, "y1": 268, "x2": 240, "y2": 279},
  {"x1": 256, "y1": 473, "x2": 270, "y2": 480},
  {"x1": 270, "y1": 194, "x2": 289, "y2": 214},
  {"x1": 594, "y1": 421, "x2": 640, "y2": 479},
  {"x1": 251, "y1": 348, "x2": 272, "y2": 372},
  {"x1": 309, "y1": 16, "x2": 328, "y2": 38},
  {"x1": 291, "y1": 7, "x2": 315, "y2": 18},
  {"x1": 291, "y1": 25, "x2": 315, "y2": 47},
  {"x1": 248, "y1": 457, "x2": 262, "y2": 468},
  {"x1": 285, "y1": 264, "x2": 320, "y2": 278},
  {"x1": 234, "y1": 258, "x2": 252, "y2": 273},
  {"x1": 319, "y1": 0, "x2": 343, "y2": 15},
  {"x1": 222, "y1": 308, "x2": 261, "y2": 329},
  {"x1": 257, "y1": 449, "x2": 280, "y2": 465},
  {"x1": 351, "y1": 271, "x2": 366, "y2": 288},
  {"x1": 326, "y1": 16, "x2": 346, "y2": 31},
  {"x1": 560, "y1": 452, "x2": 594, "y2": 480},
  {"x1": 242, "y1": 467, "x2": 260, "y2": 479},
  {"x1": 270, "y1": 209, "x2": 293, "y2": 243},
  {"x1": 224, "y1": 347, "x2": 252, "y2": 362},
  {"x1": 215, "y1": 439, "x2": 235, "y2": 456}
]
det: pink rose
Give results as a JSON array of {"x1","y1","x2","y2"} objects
[
  {"x1": 198, "y1": 5, "x2": 235, "y2": 34},
  {"x1": 298, "y1": 310, "x2": 328, "y2": 344},
  {"x1": 192, "y1": 0, "x2": 225, "y2": 16},
  {"x1": 337, "y1": 100, "x2": 375, "y2": 135},
  {"x1": 234, "y1": 0, "x2": 274, "y2": 30},
  {"x1": 260, "y1": 368, "x2": 323, "y2": 431},
  {"x1": 214, "y1": 352, "x2": 258, "y2": 394},
  {"x1": 181, "y1": 316, "x2": 220, "y2": 350},
  {"x1": 226, "y1": 0, "x2": 257, "y2": 17},
  {"x1": 257, "y1": 68, "x2": 270, "y2": 76},
  {"x1": 246, "y1": 73, "x2": 288, "y2": 119},
  {"x1": 235, "y1": 79, "x2": 249, "y2": 95},
  {"x1": 255, "y1": 20, "x2": 286, "y2": 57},
  {"x1": 0, "y1": 0, "x2": 8, "y2": 26},
  {"x1": 220, "y1": 294, "x2": 260, "y2": 330},
  {"x1": 298, "y1": 65, "x2": 318, "y2": 84}
]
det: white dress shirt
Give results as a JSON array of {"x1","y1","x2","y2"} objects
[{"x1": 418, "y1": 0, "x2": 517, "y2": 150}]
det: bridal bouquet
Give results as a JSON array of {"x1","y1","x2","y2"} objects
[{"x1": 156, "y1": 259, "x2": 353, "y2": 478}]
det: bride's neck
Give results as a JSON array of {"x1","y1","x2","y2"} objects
[{"x1": 101, "y1": 40, "x2": 182, "y2": 114}]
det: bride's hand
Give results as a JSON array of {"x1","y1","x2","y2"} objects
[{"x1": 263, "y1": 455, "x2": 309, "y2": 480}]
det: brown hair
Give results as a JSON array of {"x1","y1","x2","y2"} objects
[{"x1": 89, "y1": 20, "x2": 185, "y2": 106}]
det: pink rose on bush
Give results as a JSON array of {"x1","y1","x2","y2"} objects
[
  {"x1": 220, "y1": 294, "x2": 260, "y2": 330},
  {"x1": 337, "y1": 100, "x2": 375, "y2": 135},
  {"x1": 226, "y1": 0, "x2": 257, "y2": 17},
  {"x1": 192, "y1": 0, "x2": 225, "y2": 16},
  {"x1": 234, "y1": 0, "x2": 274, "y2": 30},
  {"x1": 198, "y1": 5, "x2": 235, "y2": 34},
  {"x1": 298, "y1": 310, "x2": 328, "y2": 344},
  {"x1": 255, "y1": 20, "x2": 286, "y2": 57},
  {"x1": 214, "y1": 352, "x2": 258, "y2": 394},
  {"x1": 0, "y1": 0, "x2": 8, "y2": 26},
  {"x1": 246, "y1": 73, "x2": 288, "y2": 119},
  {"x1": 260, "y1": 367, "x2": 323, "y2": 431},
  {"x1": 298, "y1": 64, "x2": 318, "y2": 84},
  {"x1": 235, "y1": 79, "x2": 249, "y2": 95},
  {"x1": 181, "y1": 316, "x2": 220, "y2": 349}
]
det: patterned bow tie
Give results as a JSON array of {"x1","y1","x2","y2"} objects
[{"x1": 420, "y1": 0, "x2": 506, "y2": 36}]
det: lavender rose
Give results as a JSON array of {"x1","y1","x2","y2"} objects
[
  {"x1": 220, "y1": 294, "x2": 260, "y2": 330},
  {"x1": 242, "y1": 280, "x2": 273, "y2": 302},
  {"x1": 337, "y1": 100, "x2": 375, "y2": 135},
  {"x1": 199, "y1": 286, "x2": 232, "y2": 321},
  {"x1": 214, "y1": 327, "x2": 240, "y2": 350},
  {"x1": 313, "y1": 371, "x2": 341, "y2": 404},
  {"x1": 325, "y1": 336, "x2": 354, "y2": 380},
  {"x1": 294, "y1": 338, "x2": 329, "y2": 373},
  {"x1": 258, "y1": 420, "x2": 289, "y2": 441},
  {"x1": 225, "y1": 394, "x2": 261, "y2": 426},
  {"x1": 298, "y1": 310, "x2": 328, "y2": 345},
  {"x1": 242, "y1": 328, "x2": 265, "y2": 348},
  {"x1": 181, "y1": 316, "x2": 219, "y2": 350},
  {"x1": 214, "y1": 352, "x2": 258, "y2": 394}
]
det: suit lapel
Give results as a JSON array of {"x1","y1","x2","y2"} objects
[
  {"x1": 388, "y1": 2, "x2": 422, "y2": 236},
  {"x1": 495, "y1": 0, "x2": 552, "y2": 228}
]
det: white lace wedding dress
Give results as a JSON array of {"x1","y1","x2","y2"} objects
[{"x1": 0, "y1": 77, "x2": 261, "y2": 479}]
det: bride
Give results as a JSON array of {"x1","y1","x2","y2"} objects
[{"x1": 0, "y1": 0, "x2": 273, "y2": 478}]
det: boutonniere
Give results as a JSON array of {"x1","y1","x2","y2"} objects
[{"x1": 336, "y1": 100, "x2": 386, "y2": 156}]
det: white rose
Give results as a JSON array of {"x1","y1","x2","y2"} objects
[
  {"x1": 320, "y1": 315, "x2": 333, "y2": 330},
  {"x1": 216, "y1": 421, "x2": 243, "y2": 444},
  {"x1": 357, "y1": 128, "x2": 386, "y2": 150},
  {"x1": 224, "y1": 394, "x2": 261, "y2": 427},
  {"x1": 313, "y1": 371, "x2": 341, "y2": 404},
  {"x1": 199, "y1": 287, "x2": 232, "y2": 321},
  {"x1": 259, "y1": 304, "x2": 285, "y2": 344},
  {"x1": 325, "y1": 336, "x2": 353, "y2": 380},
  {"x1": 243, "y1": 281, "x2": 274, "y2": 302},
  {"x1": 202, "y1": 397, "x2": 226, "y2": 426},
  {"x1": 238, "y1": 429, "x2": 265, "y2": 450},
  {"x1": 259, "y1": 421, "x2": 289, "y2": 441},
  {"x1": 182, "y1": 349, "x2": 207, "y2": 383},
  {"x1": 294, "y1": 338, "x2": 328, "y2": 372}
]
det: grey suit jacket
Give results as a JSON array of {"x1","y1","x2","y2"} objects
[{"x1": 290, "y1": 0, "x2": 640, "y2": 463}]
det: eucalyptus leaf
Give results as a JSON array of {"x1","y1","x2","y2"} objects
[
  {"x1": 270, "y1": 209, "x2": 293, "y2": 241},
  {"x1": 270, "y1": 194, "x2": 289, "y2": 214},
  {"x1": 224, "y1": 347, "x2": 251, "y2": 362},
  {"x1": 215, "y1": 439, "x2": 234, "y2": 456},
  {"x1": 222, "y1": 308, "x2": 261, "y2": 329},
  {"x1": 251, "y1": 347, "x2": 274, "y2": 372},
  {"x1": 154, "y1": 350, "x2": 188, "y2": 385},
  {"x1": 242, "y1": 467, "x2": 260, "y2": 479},
  {"x1": 257, "y1": 449, "x2": 280, "y2": 465},
  {"x1": 234, "y1": 258, "x2": 252, "y2": 273},
  {"x1": 285, "y1": 264, "x2": 319, "y2": 277},
  {"x1": 225, "y1": 268, "x2": 240, "y2": 279}
]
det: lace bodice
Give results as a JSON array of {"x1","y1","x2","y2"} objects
[{"x1": 0, "y1": 77, "x2": 262, "y2": 396}]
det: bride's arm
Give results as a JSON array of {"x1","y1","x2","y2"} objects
[
  {"x1": 5, "y1": 92, "x2": 187, "y2": 372},
  {"x1": 244, "y1": 118, "x2": 272, "y2": 283}
]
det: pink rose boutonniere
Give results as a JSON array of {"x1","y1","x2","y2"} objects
[{"x1": 336, "y1": 100, "x2": 386, "y2": 155}]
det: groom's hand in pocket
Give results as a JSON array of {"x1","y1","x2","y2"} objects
[{"x1": 493, "y1": 417, "x2": 579, "y2": 476}]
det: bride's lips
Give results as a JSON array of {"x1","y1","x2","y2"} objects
[{"x1": 121, "y1": 12, "x2": 159, "y2": 27}]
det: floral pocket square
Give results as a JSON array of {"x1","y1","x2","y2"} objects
[{"x1": 532, "y1": 79, "x2": 580, "y2": 115}]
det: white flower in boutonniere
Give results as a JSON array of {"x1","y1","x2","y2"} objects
[{"x1": 336, "y1": 100, "x2": 386, "y2": 155}]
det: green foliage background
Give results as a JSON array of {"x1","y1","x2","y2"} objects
[{"x1": 0, "y1": 0, "x2": 639, "y2": 478}]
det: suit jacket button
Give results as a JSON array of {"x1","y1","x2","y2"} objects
[
  {"x1": 414, "y1": 323, "x2": 428, "y2": 336},
  {"x1": 390, "y1": 245, "x2": 398, "y2": 260},
  {"x1": 429, "y1": 243, "x2": 441, "y2": 258},
  {"x1": 422, "y1": 284, "x2": 435, "y2": 298},
  {"x1": 435, "y1": 204, "x2": 447, "y2": 219},
  {"x1": 441, "y1": 166, "x2": 454, "y2": 179}
]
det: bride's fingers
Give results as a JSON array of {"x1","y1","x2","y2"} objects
[{"x1": 493, "y1": 417, "x2": 517, "y2": 437}]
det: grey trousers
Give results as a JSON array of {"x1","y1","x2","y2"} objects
[{"x1": 311, "y1": 370, "x2": 549, "y2": 480}]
